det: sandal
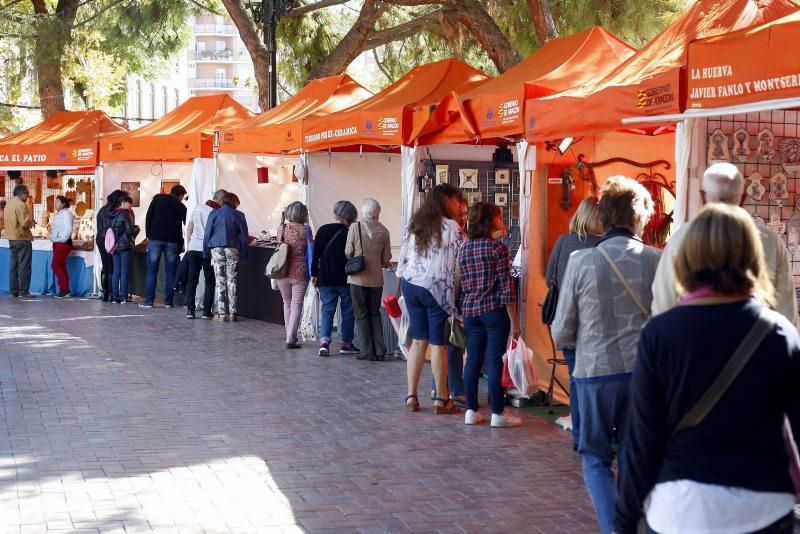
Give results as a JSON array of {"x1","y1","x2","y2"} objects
[
  {"x1": 433, "y1": 397, "x2": 461, "y2": 415},
  {"x1": 405, "y1": 395, "x2": 420, "y2": 412}
]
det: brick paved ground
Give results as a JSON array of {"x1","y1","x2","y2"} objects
[{"x1": 0, "y1": 295, "x2": 596, "y2": 533}]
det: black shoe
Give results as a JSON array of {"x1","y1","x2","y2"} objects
[
  {"x1": 186, "y1": 311, "x2": 195, "y2": 319},
  {"x1": 201, "y1": 314, "x2": 213, "y2": 320},
  {"x1": 11, "y1": 293, "x2": 19, "y2": 298},
  {"x1": 286, "y1": 343, "x2": 302, "y2": 349},
  {"x1": 357, "y1": 354, "x2": 375, "y2": 361},
  {"x1": 19, "y1": 292, "x2": 36, "y2": 298}
]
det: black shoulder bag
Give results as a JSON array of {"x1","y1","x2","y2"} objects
[
  {"x1": 345, "y1": 222, "x2": 366, "y2": 275},
  {"x1": 541, "y1": 274, "x2": 559, "y2": 325}
]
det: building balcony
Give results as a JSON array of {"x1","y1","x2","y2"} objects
[
  {"x1": 190, "y1": 49, "x2": 250, "y2": 63},
  {"x1": 193, "y1": 78, "x2": 251, "y2": 90},
  {"x1": 194, "y1": 24, "x2": 237, "y2": 35}
]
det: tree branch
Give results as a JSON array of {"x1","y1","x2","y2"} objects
[
  {"x1": 451, "y1": 0, "x2": 519, "y2": 72},
  {"x1": 30, "y1": 0, "x2": 47, "y2": 14},
  {"x1": 363, "y1": 9, "x2": 441, "y2": 51},
  {"x1": 186, "y1": 0, "x2": 224, "y2": 16},
  {"x1": 288, "y1": 0, "x2": 351, "y2": 17},
  {"x1": 526, "y1": 0, "x2": 558, "y2": 45},
  {"x1": 220, "y1": 0, "x2": 272, "y2": 109},
  {"x1": 381, "y1": 0, "x2": 454, "y2": 6}
]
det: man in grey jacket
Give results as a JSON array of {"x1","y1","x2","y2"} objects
[
  {"x1": 651, "y1": 162, "x2": 798, "y2": 327},
  {"x1": 552, "y1": 176, "x2": 661, "y2": 534}
]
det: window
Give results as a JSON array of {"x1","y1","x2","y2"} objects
[
  {"x1": 196, "y1": 41, "x2": 206, "y2": 52},
  {"x1": 150, "y1": 83, "x2": 156, "y2": 119},
  {"x1": 174, "y1": 88, "x2": 180, "y2": 109},
  {"x1": 187, "y1": 61, "x2": 196, "y2": 79},
  {"x1": 215, "y1": 68, "x2": 226, "y2": 82},
  {"x1": 162, "y1": 86, "x2": 168, "y2": 116},
  {"x1": 216, "y1": 40, "x2": 225, "y2": 52}
]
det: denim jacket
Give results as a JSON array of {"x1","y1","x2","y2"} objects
[{"x1": 203, "y1": 205, "x2": 249, "y2": 259}]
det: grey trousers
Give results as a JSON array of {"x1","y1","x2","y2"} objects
[
  {"x1": 350, "y1": 285, "x2": 386, "y2": 358},
  {"x1": 9, "y1": 240, "x2": 32, "y2": 295}
]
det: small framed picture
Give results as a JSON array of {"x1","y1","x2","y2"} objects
[
  {"x1": 466, "y1": 191, "x2": 482, "y2": 206},
  {"x1": 459, "y1": 168, "x2": 479, "y2": 189},
  {"x1": 495, "y1": 168, "x2": 510, "y2": 185},
  {"x1": 495, "y1": 193, "x2": 508, "y2": 206},
  {"x1": 121, "y1": 181, "x2": 141, "y2": 207},
  {"x1": 435, "y1": 164, "x2": 449, "y2": 185}
]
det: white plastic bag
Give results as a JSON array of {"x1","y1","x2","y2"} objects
[
  {"x1": 504, "y1": 337, "x2": 540, "y2": 398},
  {"x1": 397, "y1": 296, "x2": 412, "y2": 356},
  {"x1": 298, "y1": 286, "x2": 320, "y2": 342}
]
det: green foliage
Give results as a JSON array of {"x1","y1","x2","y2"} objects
[{"x1": 277, "y1": 6, "x2": 342, "y2": 93}]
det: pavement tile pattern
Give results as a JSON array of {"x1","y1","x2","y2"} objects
[{"x1": 0, "y1": 295, "x2": 595, "y2": 533}]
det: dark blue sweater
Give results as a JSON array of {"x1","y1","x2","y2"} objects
[{"x1": 615, "y1": 298, "x2": 800, "y2": 533}]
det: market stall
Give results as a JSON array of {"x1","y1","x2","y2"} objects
[{"x1": 0, "y1": 110, "x2": 127, "y2": 295}]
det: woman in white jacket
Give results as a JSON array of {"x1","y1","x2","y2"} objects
[{"x1": 50, "y1": 195, "x2": 74, "y2": 298}]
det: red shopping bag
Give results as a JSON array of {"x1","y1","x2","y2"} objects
[
  {"x1": 502, "y1": 352, "x2": 514, "y2": 389},
  {"x1": 382, "y1": 295, "x2": 402, "y2": 318}
]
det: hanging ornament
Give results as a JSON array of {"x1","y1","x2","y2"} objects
[
  {"x1": 779, "y1": 137, "x2": 800, "y2": 175},
  {"x1": 787, "y1": 198, "x2": 800, "y2": 253},
  {"x1": 707, "y1": 128, "x2": 730, "y2": 164},
  {"x1": 767, "y1": 213, "x2": 787, "y2": 235},
  {"x1": 732, "y1": 128, "x2": 751, "y2": 162},
  {"x1": 770, "y1": 171, "x2": 789, "y2": 205},
  {"x1": 757, "y1": 128, "x2": 776, "y2": 161},
  {"x1": 746, "y1": 171, "x2": 766, "y2": 200}
]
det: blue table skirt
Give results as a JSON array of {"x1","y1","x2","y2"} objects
[{"x1": 0, "y1": 248, "x2": 94, "y2": 296}]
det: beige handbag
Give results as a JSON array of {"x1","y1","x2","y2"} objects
[{"x1": 265, "y1": 226, "x2": 290, "y2": 279}]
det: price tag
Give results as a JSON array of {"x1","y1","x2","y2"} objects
[{"x1": 548, "y1": 178, "x2": 563, "y2": 185}]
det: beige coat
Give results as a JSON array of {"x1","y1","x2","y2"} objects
[{"x1": 345, "y1": 218, "x2": 391, "y2": 287}]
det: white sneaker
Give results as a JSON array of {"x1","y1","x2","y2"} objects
[
  {"x1": 491, "y1": 410, "x2": 522, "y2": 428},
  {"x1": 464, "y1": 410, "x2": 484, "y2": 425}
]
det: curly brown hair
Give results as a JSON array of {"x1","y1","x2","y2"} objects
[{"x1": 407, "y1": 183, "x2": 462, "y2": 254}]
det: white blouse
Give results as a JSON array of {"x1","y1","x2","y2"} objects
[{"x1": 50, "y1": 209, "x2": 74, "y2": 243}]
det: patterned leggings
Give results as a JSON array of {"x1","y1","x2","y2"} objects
[{"x1": 211, "y1": 247, "x2": 239, "y2": 316}]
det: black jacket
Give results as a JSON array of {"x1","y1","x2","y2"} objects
[
  {"x1": 107, "y1": 209, "x2": 138, "y2": 252},
  {"x1": 312, "y1": 223, "x2": 349, "y2": 287},
  {"x1": 96, "y1": 204, "x2": 112, "y2": 252},
  {"x1": 145, "y1": 193, "x2": 186, "y2": 243}
]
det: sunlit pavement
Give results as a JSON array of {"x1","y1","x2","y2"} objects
[{"x1": 0, "y1": 295, "x2": 595, "y2": 533}]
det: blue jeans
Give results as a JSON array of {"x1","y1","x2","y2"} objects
[
  {"x1": 575, "y1": 377, "x2": 631, "y2": 534},
  {"x1": 431, "y1": 344, "x2": 464, "y2": 396},
  {"x1": 464, "y1": 308, "x2": 510, "y2": 415},
  {"x1": 562, "y1": 347, "x2": 580, "y2": 448},
  {"x1": 318, "y1": 286, "x2": 354, "y2": 344},
  {"x1": 111, "y1": 250, "x2": 132, "y2": 301},
  {"x1": 145, "y1": 240, "x2": 179, "y2": 305}
]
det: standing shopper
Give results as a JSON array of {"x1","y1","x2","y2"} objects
[
  {"x1": 615, "y1": 203, "x2": 800, "y2": 534},
  {"x1": 458, "y1": 202, "x2": 522, "y2": 428},
  {"x1": 398, "y1": 183, "x2": 465, "y2": 414},
  {"x1": 276, "y1": 202, "x2": 311, "y2": 348},
  {"x1": 4, "y1": 185, "x2": 35, "y2": 298},
  {"x1": 545, "y1": 197, "x2": 604, "y2": 449},
  {"x1": 346, "y1": 198, "x2": 392, "y2": 361},
  {"x1": 185, "y1": 189, "x2": 226, "y2": 319},
  {"x1": 141, "y1": 184, "x2": 187, "y2": 308},
  {"x1": 551, "y1": 176, "x2": 660, "y2": 534},
  {"x1": 312, "y1": 201, "x2": 360, "y2": 357},
  {"x1": 108, "y1": 194, "x2": 139, "y2": 304},
  {"x1": 50, "y1": 196, "x2": 74, "y2": 298},
  {"x1": 203, "y1": 195, "x2": 248, "y2": 322},
  {"x1": 96, "y1": 190, "x2": 122, "y2": 302}
]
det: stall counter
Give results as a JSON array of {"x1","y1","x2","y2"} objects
[{"x1": 0, "y1": 239, "x2": 95, "y2": 296}]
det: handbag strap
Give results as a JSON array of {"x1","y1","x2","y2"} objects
[
  {"x1": 357, "y1": 222, "x2": 364, "y2": 255},
  {"x1": 321, "y1": 227, "x2": 346, "y2": 260},
  {"x1": 671, "y1": 307, "x2": 773, "y2": 439},
  {"x1": 597, "y1": 247, "x2": 649, "y2": 316}
]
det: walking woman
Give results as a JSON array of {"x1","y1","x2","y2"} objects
[
  {"x1": 276, "y1": 201, "x2": 311, "y2": 348},
  {"x1": 458, "y1": 202, "x2": 522, "y2": 428},
  {"x1": 96, "y1": 190, "x2": 122, "y2": 302},
  {"x1": 203, "y1": 194, "x2": 249, "y2": 322},
  {"x1": 398, "y1": 183, "x2": 465, "y2": 414},
  {"x1": 346, "y1": 198, "x2": 392, "y2": 361},
  {"x1": 108, "y1": 193, "x2": 139, "y2": 304},
  {"x1": 615, "y1": 203, "x2": 800, "y2": 534},
  {"x1": 545, "y1": 197, "x2": 604, "y2": 448},
  {"x1": 50, "y1": 195, "x2": 74, "y2": 298}
]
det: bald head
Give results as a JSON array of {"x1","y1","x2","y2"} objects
[{"x1": 701, "y1": 163, "x2": 745, "y2": 205}]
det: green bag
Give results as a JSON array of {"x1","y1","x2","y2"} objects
[{"x1": 448, "y1": 317, "x2": 466, "y2": 349}]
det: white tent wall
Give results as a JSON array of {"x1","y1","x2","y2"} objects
[
  {"x1": 187, "y1": 158, "x2": 216, "y2": 225},
  {"x1": 215, "y1": 153, "x2": 300, "y2": 236},
  {"x1": 307, "y1": 151, "x2": 403, "y2": 259}
]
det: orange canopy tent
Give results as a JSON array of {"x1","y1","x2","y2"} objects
[
  {"x1": 0, "y1": 110, "x2": 126, "y2": 169},
  {"x1": 687, "y1": 10, "x2": 800, "y2": 110},
  {"x1": 411, "y1": 27, "x2": 634, "y2": 146},
  {"x1": 302, "y1": 58, "x2": 489, "y2": 151},
  {"x1": 219, "y1": 75, "x2": 372, "y2": 154},
  {"x1": 100, "y1": 94, "x2": 254, "y2": 162},
  {"x1": 525, "y1": 0, "x2": 800, "y2": 142}
]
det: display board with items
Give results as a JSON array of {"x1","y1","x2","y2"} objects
[
  {"x1": 1, "y1": 170, "x2": 95, "y2": 249},
  {"x1": 705, "y1": 111, "x2": 800, "y2": 288}
]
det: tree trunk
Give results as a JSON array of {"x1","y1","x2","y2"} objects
[
  {"x1": 308, "y1": 0, "x2": 385, "y2": 80},
  {"x1": 31, "y1": 0, "x2": 80, "y2": 118},
  {"x1": 221, "y1": 0, "x2": 272, "y2": 110},
  {"x1": 527, "y1": 0, "x2": 558, "y2": 45},
  {"x1": 453, "y1": 0, "x2": 520, "y2": 72}
]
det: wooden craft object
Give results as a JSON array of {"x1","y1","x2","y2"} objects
[
  {"x1": 34, "y1": 176, "x2": 42, "y2": 203},
  {"x1": 46, "y1": 195, "x2": 55, "y2": 213}
]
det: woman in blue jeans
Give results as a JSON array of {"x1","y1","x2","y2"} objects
[
  {"x1": 107, "y1": 193, "x2": 139, "y2": 304},
  {"x1": 457, "y1": 202, "x2": 521, "y2": 428}
]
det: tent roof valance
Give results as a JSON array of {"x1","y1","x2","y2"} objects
[
  {"x1": 100, "y1": 94, "x2": 254, "y2": 161},
  {"x1": 0, "y1": 110, "x2": 127, "y2": 169}
]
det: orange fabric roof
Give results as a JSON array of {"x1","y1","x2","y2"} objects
[
  {"x1": 0, "y1": 110, "x2": 126, "y2": 168},
  {"x1": 688, "y1": 10, "x2": 800, "y2": 109},
  {"x1": 525, "y1": 0, "x2": 800, "y2": 142},
  {"x1": 302, "y1": 59, "x2": 489, "y2": 151},
  {"x1": 219, "y1": 75, "x2": 372, "y2": 154},
  {"x1": 411, "y1": 27, "x2": 635, "y2": 145},
  {"x1": 101, "y1": 94, "x2": 254, "y2": 161}
]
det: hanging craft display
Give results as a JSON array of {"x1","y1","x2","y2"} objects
[
  {"x1": 732, "y1": 128, "x2": 751, "y2": 162},
  {"x1": 435, "y1": 165, "x2": 449, "y2": 185},
  {"x1": 770, "y1": 171, "x2": 789, "y2": 205},
  {"x1": 757, "y1": 128, "x2": 776, "y2": 161},
  {"x1": 767, "y1": 213, "x2": 787, "y2": 235},
  {"x1": 779, "y1": 137, "x2": 800, "y2": 175},
  {"x1": 707, "y1": 128, "x2": 730, "y2": 164},
  {"x1": 495, "y1": 169, "x2": 510, "y2": 185},
  {"x1": 751, "y1": 205, "x2": 766, "y2": 226},
  {"x1": 458, "y1": 168, "x2": 479, "y2": 189},
  {"x1": 787, "y1": 198, "x2": 800, "y2": 255},
  {"x1": 746, "y1": 172, "x2": 766, "y2": 201}
]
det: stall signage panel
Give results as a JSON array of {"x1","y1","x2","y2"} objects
[{"x1": 548, "y1": 177, "x2": 563, "y2": 185}]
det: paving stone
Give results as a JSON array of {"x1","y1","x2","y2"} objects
[{"x1": 0, "y1": 295, "x2": 595, "y2": 532}]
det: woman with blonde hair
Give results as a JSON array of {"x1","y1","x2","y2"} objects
[
  {"x1": 544, "y1": 196, "x2": 604, "y2": 449},
  {"x1": 615, "y1": 203, "x2": 800, "y2": 534}
]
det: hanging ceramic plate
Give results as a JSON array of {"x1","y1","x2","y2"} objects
[
  {"x1": 770, "y1": 171, "x2": 789, "y2": 205},
  {"x1": 779, "y1": 137, "x2": 800, "y2": 175},
  {"x1": 732, "y1": 128, "x2": 751, "y2": 162},
  {"x1": 75, "y1": 201, "x2": 86, "y2": 217},
  {"x1": 767, "y1": 213, "x2": 787, "y2": 235},
  {"x1": 757, "y1": 128, "x2": 776, "y2": 161},
  {"x1": 787, "y1": 198, "x2": 800, "y2": 247},
  {"x1": 707, "y1": 128, "x2": 730, "y2": 164},
  {"x1": 746, "y1": 171, "x2": 766, "y2": 201},
  {"x1": 752, "y1": 214, "x2": 766, "y2": 226}
]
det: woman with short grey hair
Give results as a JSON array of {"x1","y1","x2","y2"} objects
[
  {"x1": 277, "y1": 201, "x2": 311, "y2": 349},
  {"x1": 311, "y1": 201, "x2": 361, "y2": 356},
  {"x1": 346, "y1": 198, "x2": 392, "y2": 361}
]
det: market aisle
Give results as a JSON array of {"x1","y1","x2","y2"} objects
[{"x1": 0, "y1": 295, "x2": 595, "y2": 533}]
